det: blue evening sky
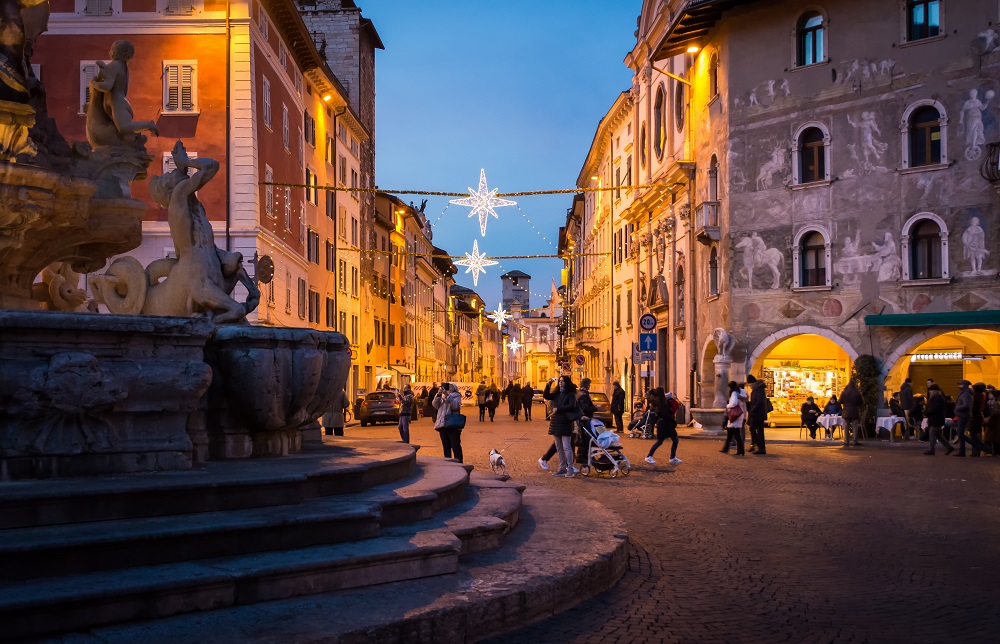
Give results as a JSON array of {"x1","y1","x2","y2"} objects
[{"x1": 363, "y1": 0, "x2": 640, "y2": 310}]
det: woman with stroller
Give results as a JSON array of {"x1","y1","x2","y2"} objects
[
  {"x1": 432, "y1": 383, "x2": 464, "y2": 463},
  {"x1": 543, "y1": 376, "x2": 579, "y2": 477},
  {"x1": 720, "y1": 381, "x2": 746, "y2": 455},
  {"x1": 645, "y1": 388, "x2": 681, "y2": 465}
]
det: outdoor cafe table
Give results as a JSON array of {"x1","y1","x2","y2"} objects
[
  {"x1": 817, "y1": 414, "x2": 843, "y2": 439},
  {"x1": 876, "y1": 415, "x2": 907, "y2": 443}
]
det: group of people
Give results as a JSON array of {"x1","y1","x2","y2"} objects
[
  {"x1": 799, "y1": 380, "x2": 865, "y2": 446},
  {"x1": 721, "y1": 375, "x2": 775, "y2": 455},
  {"x1": 889, "y1": 377, "x2": 998, "y2": 457}
]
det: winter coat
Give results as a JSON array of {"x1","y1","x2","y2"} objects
[
  {"x1": 824, "y1": 400, "x2": 843, "y2": 415},
  {"x1": 611, "y1": 386, "x2": 626, "y2": 414},
  {"x1": 521, "y1": 386, "x2": 534, "y2": 407},
  {"x1": 321, "y1": 389, "x2": 349, "y2": 428},
  {"x1": 433, "y1": 391, "x2": 462, "y2": 430},
  {"x1": 899, "y1": 382, "x2": 914, "y2": 413},
  {"x1": 655, "y1": 396, "x2": 678, "y2": 437},
  {"x1": 476, "y1": 385, "x2": 487, "y2": 405},
  {"x1": 984, "y1": 399, "x2": 1000, "y2": 442},
  {"x1": 727, "y1": 391, "x2": 746, "y2": 428},
  {"x1": 509, "y1": 385, "x2": 521, "y2": 412},
  {"x1": 399, "y1": 391, "x2": 415, "y2": 416},
  {"x1": 425, "y1": 387, "x2": 439, "y2": 416},
  {"x1": 544, "y1": 381, "x2": 578, "y2": 436},
  {"x1": 576, "y1": 389, "x2": 597, "y2": 418},
  {"x1": 800, "y1": 401, "x2": 821, "y2": 425},
  {"x1": 747, "y1": 380, "x2": 768, "y2": 424},
  {"x1": 954, "y1": 388, "x2": 973, "y2": 419},
  {"x1": 839, "y1": 384, "x2": 863, "y2": 420},
  {"x1": 925, "y1": 393, "x2": 946, "y2": 427},
  {"x1": 486, "y1": 387, "x2": 499, "y2": 409}
]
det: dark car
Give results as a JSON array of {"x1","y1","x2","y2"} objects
[
  {"x1": 588, "y1": 392, "x2": 614, "y2": 427},
  {"x1": 359, "y1": 391, "x2": 400, "y2": 426}
]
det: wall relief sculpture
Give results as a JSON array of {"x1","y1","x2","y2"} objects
[
  {"x1": 755, "y1": 140, "x2": 788, "y2": 191},
  {"x1": 961, "y1": 216, "x2": 991, "y2": 275},
  {"x1": 959, "y1": 89, "x2": 993, "y2": 161},
  {"x1": 734, "y1": 233, "x2": 782, "y2": 290},
  {"x1": 846, "y1": 111, "x2": 889, "y2": 174}
]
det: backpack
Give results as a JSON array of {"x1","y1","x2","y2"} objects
[{"x1": 764, "y1": 397, "x2": 774, "y2": 414}]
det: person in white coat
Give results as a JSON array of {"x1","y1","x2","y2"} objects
[
  {"x1": 720, "y1": 381, "x2": 746, "y2": 456},
  {"x1": 432, "y1": 383, "x2": 464, "y2": 462}
]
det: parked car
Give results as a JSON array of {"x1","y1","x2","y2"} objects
[
  {"x1": 588, "y1": 392, "x2": 614, "y2": 426},
  {"x1": 359, "y1": 391, "x2": 400, "y2": 426},
  {"x1": 532, "y1": 389, "x2": 545, "y2": 405}
]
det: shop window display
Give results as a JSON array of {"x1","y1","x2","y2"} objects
[{"x1": 764, "y1": 363, "x2": 847, "y2": 418}]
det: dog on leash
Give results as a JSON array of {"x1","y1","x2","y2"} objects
[{"x1": 489, "y1": 449, "x2": 509, "y2": 476}]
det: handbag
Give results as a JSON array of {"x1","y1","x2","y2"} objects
[
  {"x1": 444, "y1": 412, "x2": 466, "y2": 429},
  {"x1": 726, "y1": 406, "x2": 742, "y2": 423}
]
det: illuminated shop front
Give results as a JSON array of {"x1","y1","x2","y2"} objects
[
  {"x1": 885, "y1": 329, "x2": 1000, "y2": 396},
  {"x1": 752, "y1": 334, "x2": 853, "y2": 426}
]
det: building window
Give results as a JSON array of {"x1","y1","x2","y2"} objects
[
  {"x1": 257, "y1": 5, "x2": 268, "y2": 40},
  {"x1": 910, "y1": 219, "x2": 943, "y2": 279},
  {"x1": 708, "y1": 154, "x2": 719, "y2": 201},
  {"x1": 351, "y1": 266, "x2": 359, "y2": 297},
  {"x1": 163, "y1": 62, "x2": 197, "y2": 113},
  {"x1": 907, "y1": 0, "x2": 940, "y2": 42},
  {"x1": 351, "y1": 216, "x2": 358, "y2": 246},
  {"x1": 674, "y1": 80, "x2": 685, "y2": 133},
  {"x1": 800, "y1": 231, "x2": 827, "y2": 287},
  {"x1": 796, "y1": 12, "x2": 825, "y2": 66},
  {"x1": 282, "y1": 104, "x2": 289, "y2": 150},
  {"x1": 325, "y1": 297, "x2": 335, "y2": 328},
  {"x1": 307, "y1": 229, "x2": 319, "y2": 264},
  {"x1": 285, "y1": 271, "x2": 292, "y2": 313},
  {"x1": 339, "y1": 155, "x2": 346, "y2": 184},
  {"x1": 303, "y1": 110, "x2": 316, "y2": 147},
  {"x1": 79, "y1": 61, "x2": 97, "y2": 114},
  {"x1": 708, "y1": 246, "x2": 719, "y2": 295},
  {"x1": 640, "y1": 123, "x2": 647, "y2": 168},
  {"x1": 709, "y1": 51, "x2": 719, "y2": 98},
  {"x1": 308, "y1": 289, "x2": 320, "y2": 323},
  {"x1": 297, "y1": 278, "x2": 307, "y2": 319},
  {"x1": 909, "y1": 106, "x2": 941, "y2": 167},
  {"x1": 351, "y1": 315, "x2": 359, "y2": 344},
  {"x1": 653, "y1": 86, "x2": 666, "y2": 159},
  {"x1": 278, "y1": 42, "x2": 287, "y2": 71},
  {"x1": 339, "y1": 259, "x2": 347, "y2": 292},
  {"x1": 264, "y1": 165, "x2": 274, "y2": 217},
  {"x1": 798, "y1": 127, "x2": 825, "y2": 183},
  {"x1": 615, "y1": 293, "x2": 621, "y2": 330},
  {"x1": 615, "y1": 166, "x2": 621, "y2": 199},
  {"x1": 164, "y1": 0, "x2": 195, "y2": 15},
  {"x1": 83, "y1": 0, "x2": 113, "y2": 16},
  {"x1": 339, "y1": 206, "x2": 347, "y2": 239},
  {"x1": 262, "y1": 76, "x2": 271, "y2": 128},
  {"x1": 325, "y1": 240, "x2": 334, "y2": 271}
]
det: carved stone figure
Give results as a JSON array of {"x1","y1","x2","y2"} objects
[
  {"x1": 712, "y1": 328, "x2": 736, "y2": 361},
  {"x1": 735, "y1": 233, "x2": 782, "y2": 290},
  {"x1": 86, "y1": 40, "x2": 159, "y2": 148},
  {"x1": 962, "y1": 216, "x2": 989, "y2": 274},
  {"x1": 960, "y1": 89, "x2": 993, "y2": 161},
  {"x1": 871, "y1": 232, "x2": 902, "y2": 281},
  {"x1": 978, "y1": 28, "x2": 999, "y2": 54},
  {"x1": 32, "y1": 261, "x2": 90, "y2": 311},
  {"x1": 92, "y1": 142, "x2": 260, "y2": 324},
  {"x1": 847, "y1": 111, "x2": 888, "y2": 172},
  {"x1": 843, "y1": 231, "x2": 861, "y2": 257},
  {"x1": 0, "y1": 0, "x2": 49, "y2": 160}
]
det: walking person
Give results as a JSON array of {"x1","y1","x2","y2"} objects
[
  {"x1": 746, "y1": 375, "x2": 769, "y2": 455},
  {"x1": 510, "y1": 382, "x2": 522, "y2": 420},
  {"x1": 645, "y1": 388, "x2": 681, "y2": 465},
  {"x1": 486, "y1": 382, "x2": 499, "y2": 422},
  {"x1": 321, "y1": 388, "x2": 349, "y2": 437},
  {"x1": 476, "y1": 381, "x2": 488, "y2": 422},
  {"x1": 899, "y1": 378, "x2": 914, "y2": 439},
  {"x1": 425, "y1": 382, "x2": 439, "y2": 420},
  {"x1": 521, "y1": 382, "x2": 534, "y2": 421},
  {"x1": 433, "y1": 383, "x2": 464, "y2": 463},
  {"x1": 954, "y1": 380, "x2": 990, "y2": 457},
  {"x1": 397, "y1": 384, "x2": 414, "y2": 443},
  {"x1": 923, "y1": 384, "x2": 954, "y2": 455},
  {"x1": 575, "y1": 378, "x2": 597, "y2": 467},
  {"x1": 720, "y1": 381, "x2": 746, "y2": 455},
  {"x1": 611, "y1": 381, "x2": 626, "y2": 433},
  {"x1": 840, "y1": 379, "x2": 864, "y2": 448},
  {"x1": 543, "y1": 376, "x2": 580, "y2": 477}
]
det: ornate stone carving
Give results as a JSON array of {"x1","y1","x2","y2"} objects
[
  {"x1": 735, "y1": 233, "x2": 783, "y2": 290},
  {"x1": 0, "y1": 0, "x2": 51, "y2": 161},
  {"x1": 92, "y1": 142, "x2": 260, "y2": 324},
  {"x1": 712, "y1": 328, "x2": 736, "y2": 362}
]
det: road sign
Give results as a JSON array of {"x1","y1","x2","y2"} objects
[
  {"x1": 575, "y1": 354, "x2": 585, "y2": 366},
  {"x1": 641, "y1": 351, "x2": 656, "y2": 362},
  {"x1": 639, "y1": 313, "x2": 657, "y2": 331},
  {"x1": 632, "y1": 342, "x2": 641, "y2": 364},
  {"x1": 561, "y1": 361, "x2": 571, "y2": 372},
  {"x1": 639, "y1": 333, "x2": 657, "y2": 352}
]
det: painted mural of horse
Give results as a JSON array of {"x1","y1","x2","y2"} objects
[{"x1": 735, "y1": 235, "x2": 783, "y2": 291}]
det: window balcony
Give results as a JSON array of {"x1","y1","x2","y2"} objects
[{"x1": 695, "y1": 201, "x2": 720, "y2": 245}]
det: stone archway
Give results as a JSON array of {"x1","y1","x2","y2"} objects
[
  {"x1": 746, "y1": 326, "x2": 860, "y2": 373},
  {"x1": 699, "y1": 334, "x2": 719, "y2": 407}
]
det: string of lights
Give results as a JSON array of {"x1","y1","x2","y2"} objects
[{"x1": 260, "y1": 180, "x2": 680, "y2": 198}]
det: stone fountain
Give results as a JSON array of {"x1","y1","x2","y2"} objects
[
  {"x1": 0, "y1": 11, "x2": 350, "y2": 479},
  {"x1": 689, "y1": 328, "x2": 737, "y2": 435}
]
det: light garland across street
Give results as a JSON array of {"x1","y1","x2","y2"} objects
[{"x1": 448, "y1": 169, "x2": 516, "y2": 237}]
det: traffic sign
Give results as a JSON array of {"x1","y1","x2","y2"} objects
[
  {"x1": 639, "y1": 333, "x2": 657, "y2": 351},
  {"x1": 639, "y1": 313, "x2": 656, "y2": 331},
  {"x1": 641, "y1": 351, "x2": 656, "y2": 362},
  {"x1": 574, "y1": 354, "x2": 585, "y2": 366},
  {"x1": 561, "y1": 360, "x2": 571, "y2": 372},
  {"x1": 632, "y1": 342, "x2": 641, "y2": 364}
]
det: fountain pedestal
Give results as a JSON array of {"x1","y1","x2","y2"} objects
[{"x1": 690, "y1": 330, "x2": 737, "y2": 436}]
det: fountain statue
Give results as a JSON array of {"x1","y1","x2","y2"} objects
[
  {"x1": 0, "y1": 15, "x2": 350, "y2": 478},
  {"x1": 690, "y1": 328, "x2": 738, "y2": 435}
]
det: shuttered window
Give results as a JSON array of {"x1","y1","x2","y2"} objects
[
  {"x1": 79, "y1": 62, "x2": 98, "y2": 114},
  {"x1": 84, "y1": 0, "x2": 113, "y2": 16},
  {"x1": 164, "y1": 0, "x2": 195, "y2": 14},
  {"x1": 163, "y1": 62, "x2": 196, "y2": 113}
]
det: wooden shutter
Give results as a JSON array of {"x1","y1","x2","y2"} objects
[
  {"x1": 179, "y1": 65, "x2": 194, "y2": 110},
  {"x1": 81, "y1": 63, "x2": 97, "y2": 112}
]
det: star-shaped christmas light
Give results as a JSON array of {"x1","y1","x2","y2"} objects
[
  {"x1": 487, "y1": 303, "x2": 512, "y2": 330},
  {"x1": 506, "y1": 338, "x2": 522, "y2": 353},
  {"x1": 449, "y1": 169, "x2": 517, "y2": 237},
  {"x1": 454, "y1": 240, "x2": 498, "y2": 287}
]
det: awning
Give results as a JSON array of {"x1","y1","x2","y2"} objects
[
  {"x1": 864, "y1": 310, "x2": 1000, "y2": 327},
  {"x1": 375, "y1": 370, "x2": 393, "y2": 379},
  {"x1": 391, "y1": 365, "x2": 414, "y2": 375}
]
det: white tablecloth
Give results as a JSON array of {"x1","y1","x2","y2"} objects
[
  {"x1": 817, "y1": 415, "x2": 843, "y2": 429},
  {"x1": 876, "y1": 416, "x2": 906, "y2": 431}
]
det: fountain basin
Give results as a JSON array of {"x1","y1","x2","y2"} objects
[{"x1": 689, "y1": 408, "x2": 728, "y2": 436}]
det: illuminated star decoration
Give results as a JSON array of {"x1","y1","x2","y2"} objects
[
  {"x1": 449, "y1": 169, "x2": 517, "y2": 237},
  {"x1": 487, "y1": 303, "x2": 512, "y2": 330},
  {"x1": 506, "y1": 338, "x2": 522, "y2": 353},
  {"x1": 454, "y1": 240, "x2": 498, "y2": 287}
]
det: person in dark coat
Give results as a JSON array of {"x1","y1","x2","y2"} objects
[
  {"x1": 425, "y1": 383, "x2": 439, "y2": 420},
  {"x1": 645, "y1": 388, "x2": 681, "y2": 464},
  {"x1": 801, "y1": 396, "x2": 821, "y2": 439},
  {"x1": 746, "y1": 375, "x2": 769, "y2": 455},
  {"x1": 923, "y1": 384, "x2": 953, "y2": 456},
  {"x1": 486, "y1": 382, "x2": 499, "y2": 422},
  {"x1": 611, "y1": 382, "x2": 626, "y2": 433},
  {"x1": 899, "y1": 378, "x2": 914, "y2": 436},
  {"x1": 575, "y1": 378, "x2": 597, "y2": 465},
  {"x1": 521, "y1": 382, "x2": 535, "y2": 421},
  {"x1": 510, "y1": 382, "x2": 522, "y2": 420},
  {"x1": 543, "y1": 376, "x2": 579, "y2": 477},
  {"x1": 839, "y1": 380, "x2": 864, "y2": 447},
  {"x1": 955, "y1": 380, "x2": 990, "y2": 457}
]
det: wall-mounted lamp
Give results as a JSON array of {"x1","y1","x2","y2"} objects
[
  {"x1": 686, "y1": 45, "x2": 701, "y2": 54},
  {"x1": 322, "y1": 94, "x2": 332, "y2": 102}
]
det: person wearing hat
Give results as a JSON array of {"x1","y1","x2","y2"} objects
[
  {"x1": 645, "y1": 388, "x2": 681, "y2": 465},
  {"x1": 954, "y1": 379, "x2": 990, "y2": 457},
  {"x1": 922, "y1": 384, "x2": 953, "y2": 455}
]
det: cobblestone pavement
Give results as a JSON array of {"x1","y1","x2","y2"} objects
[{"x1": 344, "y1": 406, "x2": 1000, "y2": 643}]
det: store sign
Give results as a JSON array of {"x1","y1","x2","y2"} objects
[{"x1": 910, "y1": 351, "x2": 963, "y2": 362}]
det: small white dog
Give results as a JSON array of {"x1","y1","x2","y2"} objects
[{"x1": 489, "y1": 449, "x2": 509, "y2": 476}]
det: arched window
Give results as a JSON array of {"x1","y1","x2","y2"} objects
[
  {"x1": 797, "y1": 12, "x2": 825, "y2": 66},
  {"x1": 798, "y1": 127, "x2": 826, "y2": 184},
  {"x1": 674, "y1": 80, "x2": 685, "y2": 133},
  {"x1": 653, "y1": 86, "x2": 665, "y2": 159},
  {"x1": 800, "y1": 231, "x2": 827, "y2": 287},
  {"x1": 640, "y1": 122, "x2": 648, "y2": 168},
  {"x1": 708, "y1": 247, "x2": 719, "y2": 296},
  {"x1": 910, "y1": 219, "x2": 943, "y2": 279},
  {"x1": 909, "y1": 106, "x2": 941, "y2": 167},
  {"x1": 708, "y1": 154, "x2": 719, "y2": 201},
  {"x1": 675, "y1": 265, "x2": 685, "y2": 325},
  {"x1": 907, "y1": 0, "x2": 940, "y2": 41},
  {"x1": 709, "y1": 51, "x2": 719, "y2": 99}
]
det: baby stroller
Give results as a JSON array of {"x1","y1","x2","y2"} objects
[
  {"x1": 628, "y1": 408, "x2": 657, "y2": 439},
  {"x1": 580, "y1": 419, "x2": 631, "y2": 478}
]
